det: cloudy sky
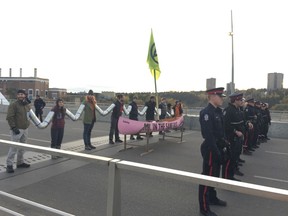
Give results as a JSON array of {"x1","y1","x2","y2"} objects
[{"x1": 0, "y1": 0, "x2": 287, "y2": 93}]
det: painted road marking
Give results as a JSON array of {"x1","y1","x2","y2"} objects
[
  {"x1": 265, "y1": 151, "x2": 288, "y2": 156},
  {"x1": 254, "y1": 175, "x2": 288, "y2": 183}
]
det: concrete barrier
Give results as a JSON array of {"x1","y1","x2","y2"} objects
[{"x1": 183, "y1": 115, "x2": 288, "y2": 139}]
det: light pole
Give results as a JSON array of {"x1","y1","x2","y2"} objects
[{"x1": 229, "y1": 10, "x2": 235, "y2": 94}]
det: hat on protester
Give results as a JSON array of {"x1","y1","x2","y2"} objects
[
  {"x1": 246, "y1": 98, "x2": 255, "y2": 103},
  {"x1": 17, "y1": 89, "x2": 26, "y2": 94},
  {"x1": 206, "y1": 87, "x2": 226, "y2": 97},
  {"x1": 229, "y1": 92, "x2": 243, "y2": 102},
  {"x1": 88, "y1": 90, "x2": 94, "y2": 95}
]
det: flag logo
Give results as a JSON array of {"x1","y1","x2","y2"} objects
[{"x1": 147, "y1": 30, "x2": 161, "y2": 80}]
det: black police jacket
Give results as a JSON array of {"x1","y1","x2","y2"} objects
[
  {"x1": 223, "y1": 103, "x2": 245, "y2": 140},
  {"x1": 199, "y1": 103, "x2": 225, "y2": 154}
]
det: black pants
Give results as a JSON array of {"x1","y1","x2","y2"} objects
[
  {"x1": 109, "y1": 117, "x2": 120, "y2": 141},
  {"x1": 36, "y1": 109, "x2": 43, "y2": 122},
  {"x1": 51, "y1": 128, "x2": 64, "y2": 149},
  {"x1": 199, "y1": 144, "x2": 221, "y2": 212}
]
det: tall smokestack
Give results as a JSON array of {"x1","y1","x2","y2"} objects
[
  {"x1": 9, "y1": 68, "x2": 12, "y2": 77},
  {"x1": 20, "y1": 68, "x2": 22, "y2": 77},
  {"x1": 34, "y1": 68, "x2": 37, "y2": 77}
]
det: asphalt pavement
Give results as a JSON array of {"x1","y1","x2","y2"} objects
[{"x1": 0, "y1": 113, "x2": 287, "y2": 216}]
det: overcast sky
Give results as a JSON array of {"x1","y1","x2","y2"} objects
[{"x1": 0, "y1": 0, "x2": 287, "y2": 93}]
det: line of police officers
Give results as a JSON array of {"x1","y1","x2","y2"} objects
[{"x1": 198, "y1": 87, "x2": 271, "y2": 216}]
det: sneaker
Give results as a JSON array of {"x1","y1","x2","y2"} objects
[
  {"x1": 136, "y1": 136, "x2": 143, "y2": 140},
  {"x1": 6, "y1": 165, "x2": 14, "y2": 173},
  {"x1": 109, "y1": 140, "x2": 115, "y2": 144},
  {"x1": 17, "y1": 163, "x2": 30, "y2": 168},
  {"x1": 115, "y1": 139, "x2": 123, "y2": 143},
  {"x1": 85, "y1": 146, "x2": 92, "y2": 150}
]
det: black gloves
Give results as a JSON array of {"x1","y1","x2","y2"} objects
[{"x1": 12, "y1": 127, "x2": 20, "y2": 135}]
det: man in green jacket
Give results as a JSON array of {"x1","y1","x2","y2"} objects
[{"x1": 6, "y1": 89, "x2": 31, "y2": 173}]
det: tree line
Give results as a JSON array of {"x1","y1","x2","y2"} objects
[{"x1": 110, "y1": 88, "x2": 288, "y2": 111}]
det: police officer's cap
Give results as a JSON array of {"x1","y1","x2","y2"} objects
[
  {"x1": 229, "y1": 92, "x2": 243, "y2": 101},
  {"x1": 206, "y1": 87, "x2": 226, "y2": 97},
  {"x1": 246, "y1": 98, "x2": 255, "y2": 103}
]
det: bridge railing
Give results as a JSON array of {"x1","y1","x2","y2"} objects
[{"x1": 0, "y1": 139, "x2": 288, "y2": 216}]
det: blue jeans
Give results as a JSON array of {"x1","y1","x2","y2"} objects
[{"x1": 83, "y1": 122, "x2": 95, "y2": 146}]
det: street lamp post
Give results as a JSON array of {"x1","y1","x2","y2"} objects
[{"x1": 229, "y1": 10, "x2": 235, "y2": 94}]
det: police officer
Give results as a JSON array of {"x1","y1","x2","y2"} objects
[
  {"x1": 244, "y1": 98, "x2": 258, "y2": 152},
  {"x1": 223, "y1": 92, "x2": 246, "y2": 181},
  {"x1": 198, "y1": 87, "x2": 227, "y2": 216}
]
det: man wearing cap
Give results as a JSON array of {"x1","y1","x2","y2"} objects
[
  {"x1": 222, "y1": 92, "x2": 247, "y2": 181},
  {"x1": 255, "y1": 101, "x2": 265, "y2": 143},
  {"x1": 82, "y1": 90, "x2": 97, "y2": 150},
  {"x1": 261, "y1": 103, "x2": 271, "y2": 140},
  {"x1": 198, "y1": 87, "x2": 227, "y2": 216},
  {"x1": 244, "y1": 98, "x2": 259, "y2": 152},
  {"x1": 6, "y1": 89, "x2": 31, "y2": 173}
]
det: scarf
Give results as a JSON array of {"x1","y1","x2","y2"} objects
[{"x1": 85, "y1": 95, "x2": 97, "y2": 110}]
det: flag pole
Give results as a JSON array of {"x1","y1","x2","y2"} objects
[{"x1": 154, "y1": 69, "x2": 159, "y2": 120}]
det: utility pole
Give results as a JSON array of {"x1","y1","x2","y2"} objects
[{"x1": 229, "y1": 10, "x2": 235, "y2": 94}]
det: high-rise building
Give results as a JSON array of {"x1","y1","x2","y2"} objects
[
  {"x1": 206, "y1": 78, "x2": 216, "y2": 90},
  {"x1": 226, "y1": 82, "x2": 235, "y2": 96},
  {"x1": 267, "y1": 72, "x2": 284, "y2": 90}
]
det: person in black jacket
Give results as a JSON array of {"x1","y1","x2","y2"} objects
[
  {"x1": 109, "y1": 94, "x2": 124, "y2": 144},
  {"x1": 129, "y1": 96, "x2": 143, "y2": 140},
  {"x1": 34, "y1": 95, "x2": 46, "y2": 122},
  {"x1": 145, "y1": 96, "x2": 156, "y2": 137},
  {"x1": 222, "y1": 92, "x2": 246, "y2": 181},
  {"x1": 198, "y1": 87, "x2": 227, "y2": 216}
]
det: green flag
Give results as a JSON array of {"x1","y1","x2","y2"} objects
[{"x1": 147, "y1": 30, "x2": 161, "y2": 80}]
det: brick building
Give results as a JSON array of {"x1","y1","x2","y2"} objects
[{"x1": 0, "y1": 68, "x2": 49, "y2": 100}]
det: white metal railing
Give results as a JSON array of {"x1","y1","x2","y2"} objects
[{"x1": 0, "y1": 139, "x2": 288, "y2": 216}]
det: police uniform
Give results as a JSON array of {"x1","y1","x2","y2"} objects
[
  {"x1": 244, "y1": 98, "x2": 258, "y2": 151},
  {"x1": 198, "y1": 87, "x2": 227, "y2": 216},
  {"x1": 222, "y1": 93, "x2": 245, "y2": 180}
]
